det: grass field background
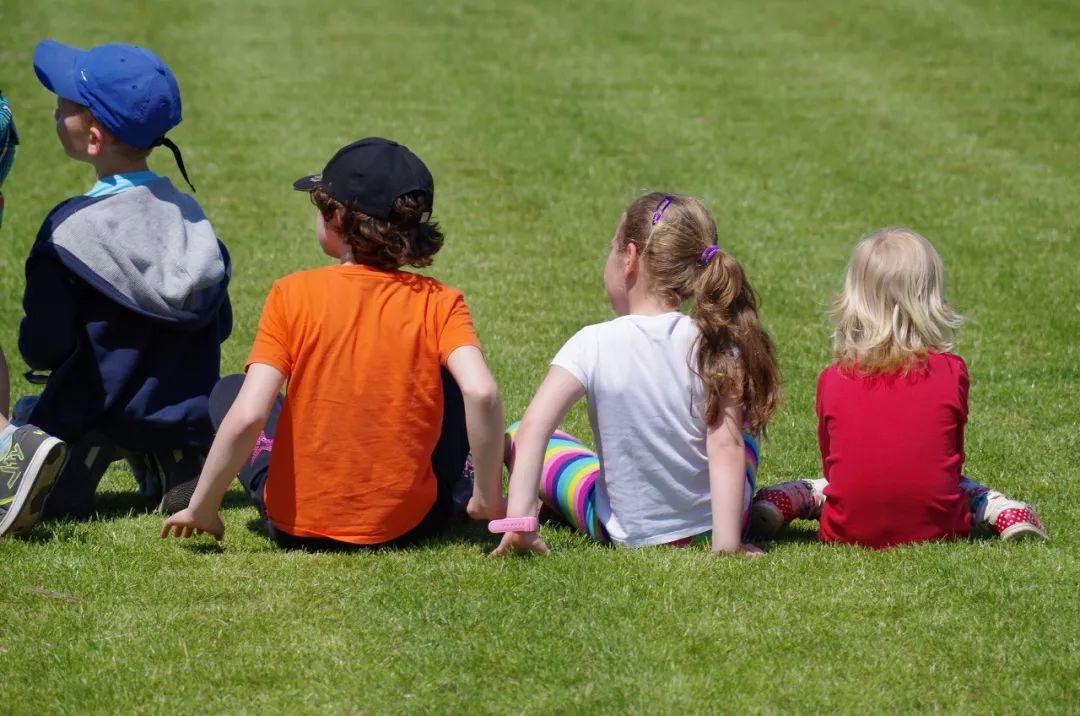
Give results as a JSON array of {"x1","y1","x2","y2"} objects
[{"x1": 1, "y1": 1, "x2": 1078, "y2": 713}]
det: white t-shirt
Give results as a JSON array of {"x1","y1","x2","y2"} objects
[{"x1": 552, "y1": 312, "x2": 712, "y2": 547}]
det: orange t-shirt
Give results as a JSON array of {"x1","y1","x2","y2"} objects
[{"x1": 246, "y1": 264, "x2": 480, "y2": 544}]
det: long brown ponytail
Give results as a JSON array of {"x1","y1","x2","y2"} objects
[{"x1": 620, "y1": 192, "x2": 780, "y2": 432}]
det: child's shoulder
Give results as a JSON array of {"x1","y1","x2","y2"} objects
[
  {"x1": 817, "y1": 361, "x2": 845, "y2": 387},
  {"x1": 270, "y1": 265, "x2": 340, "y2": 291},
  {"x1": 607, "y1": 311, "x2": 695, "y2": 333},
  {"x1": 272, "y1": 265, "x2": 464, "y2": 300},
  {"x1": 927, "y1": 352, "x2": 969, "y2": 386},
  {"x1": 560, "y1": 313, "x2": 696, "y2": 357},
  {"x1": 40, "y1": 177, "x2": 210, "y2": 239},
  {"x1": 929, "y1": 351, "x2": 967, "y2": 370},
  {"x1": 818, "y1": 352, "x2": 968, "y2": 388},
  {"x1": 35, "y1": 193, "x2": 101, "y2": 241}
]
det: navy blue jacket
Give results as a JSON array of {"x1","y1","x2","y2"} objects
[{"x1": 19, "y1": 178, "x2": 232, "y2": 452}]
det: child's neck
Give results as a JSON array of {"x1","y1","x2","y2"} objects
[
  {"x1": 92, "y1": 155, "x2": 151, "y2": 181},
  {"x1": 626, "y1": 290, "x2": 677, "y2": 316}
]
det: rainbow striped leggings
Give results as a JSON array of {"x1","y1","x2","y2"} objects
[{"x1": 505, "y1": 422, "x2": 760, "y2": 546}]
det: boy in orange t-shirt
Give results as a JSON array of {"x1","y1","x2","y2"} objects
[{"x1": 162, "y1": 138, "x2": 506, "y2": 548}]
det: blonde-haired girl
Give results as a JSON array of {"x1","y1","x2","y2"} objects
[
  {"x1": 752, "y1": 227, "x2": 1047, "y2": 548},
  {"x1": 489, "y1": 192, "x2": 778, "y2": 556}
]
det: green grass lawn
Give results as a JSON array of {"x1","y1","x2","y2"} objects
[{"x1": 2, "y1": 0, "x2": 1078, "y2": 713}]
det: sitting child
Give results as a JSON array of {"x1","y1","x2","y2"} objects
[
  {"x1": 751, "y1": 227, "x2": 1047, "y2": 548},
  {"x1": 0, "y1": 89, "x2": 67, "y2": 538},
  {"x1": 491, "y1": 192, "x2": 778, "y2": 556},
  {"x1": 19, "y1": 40, "x2": 231, "y2": 522},
  {"x1": 162, "y1": 138, "x2": 506, "y2": 549}
]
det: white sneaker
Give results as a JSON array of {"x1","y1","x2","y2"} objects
[{"x1": 982, "y1": 493, "x2": 1049, "y2": 541}]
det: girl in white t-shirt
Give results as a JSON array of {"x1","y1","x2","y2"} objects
[{"x1": 490, "y1": 193, "x2": 779, "y2": 556}]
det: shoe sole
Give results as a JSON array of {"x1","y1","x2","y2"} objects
[
  {"x1": 1000, "y1": 523, "x2": 1049, "y2": 541},
  {"x1": 0, "y1": 437, "x2": 67, "y2": 537},
  {"x1": 152, "y1": 451, "x2": 203, "y2": 515},
  {"x1": 749, "y1": 500, "x2": 784, "y2": 539},
  {"x1": 159, "y1": 478, "x2": 198, "y2": 515}
]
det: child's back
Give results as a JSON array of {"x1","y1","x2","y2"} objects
[
  {"x1": 22, "y1": 177, "x2": 229, "y2": 450},
  {"x1": 555, "y1": 312, "x2": 712, "y2": 545},
  {"x1": 816, "y1": 352, "x2": 971, "y2": 547},
  {"x1": 250, "y1": 263, "x2": 475, "y2": 543}
]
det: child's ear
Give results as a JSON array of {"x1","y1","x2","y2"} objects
[
  {"x1": 327, "y1": 207, "x2": 345, "y2": 231},
  {"x1": 624, "y1": 241, "x2": 640, "y2": 279},
  {"x1": 85, "y1": 122, "x2": 106, "y2": 158}
]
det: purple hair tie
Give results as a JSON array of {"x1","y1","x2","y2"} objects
[
  {"x1": 651, "y1": 195, "x2": 674, "y2": 225},
  {"x1": 699, "y1": 245, "x2": 720, "y2": 265}
]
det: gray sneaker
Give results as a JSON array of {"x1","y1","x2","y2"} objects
[{"x1": 0, "y1": 425, "x2": 67, "y2": 537}]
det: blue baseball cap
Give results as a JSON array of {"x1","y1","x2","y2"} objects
[{"x1": 33, "y1": 40, "x2": 182, "y2": 149}]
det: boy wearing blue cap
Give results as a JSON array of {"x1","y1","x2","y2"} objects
[{"x1": 18, "y1": 40, "x2": 232, "y2": 522}]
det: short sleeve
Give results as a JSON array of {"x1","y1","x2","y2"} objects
[
  {"x1": 551, "y1": 325, "x2": 598, "y2": 393},
  {"x1": 246, "y1": 281, "x2": 293, "y2": 376},
  {"x1": 437, "y1": 289, "x2": 481, "y2": 365}
]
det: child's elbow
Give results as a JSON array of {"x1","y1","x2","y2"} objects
[
  {"x1": 225, "y1": 402, "x2": 271, "y2": 434},
  {"x1": 707, "y1": 429, "x2": 745, "y2": 459},
  {"x1": 461, "y1": 378, "x2": 501, "y2": 412}
]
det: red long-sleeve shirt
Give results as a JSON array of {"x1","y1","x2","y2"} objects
[{"x1": 816, "y1": 352, "x2": 972, "y2": 548}]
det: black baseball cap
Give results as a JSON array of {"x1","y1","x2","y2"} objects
[{"x1": 293, "y1": 137, "x2": 434, "y2": 221}]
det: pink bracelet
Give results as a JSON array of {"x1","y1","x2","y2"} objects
[{"x1": 488, "y1": 516, "x2": 540, "y2": 533}]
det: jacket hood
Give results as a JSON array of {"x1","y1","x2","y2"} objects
[{"x1": 37, "y1": 178, "x2": 230, "y2": 327}]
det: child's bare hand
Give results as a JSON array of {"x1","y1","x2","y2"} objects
[
  {"x1": 491, "y1": 530, "x2": 550, "y2": 556},
  {"x1": 161, "y1": 507, "x2": 225, "y2": 540},
  {"x1": 711, "y1": 542, "x2": 765, "y2": 557}
]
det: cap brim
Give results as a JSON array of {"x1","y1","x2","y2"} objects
[
  {"x1": 33, "y1": 40, "x2": 85, "y2": 104},
  {"x1": 292, "y1": 174, "x2": 320, "y2": 191}
]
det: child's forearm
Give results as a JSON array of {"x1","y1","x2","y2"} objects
[
  {"x1": 709, "y1": 442, "x2": 746, "y2": 553},
  {"x1": 188, "y1": 410, "x2": 263, "y2": 513},
  {"x1": 502, "y1": 366, "x2": 585, "y2": 521},
  {"x1": 463, "y1": 390, "x2": 505, "y2": 510},
  {"x1": 505, "y1": 419, "x2": 547, "y2": 518}
]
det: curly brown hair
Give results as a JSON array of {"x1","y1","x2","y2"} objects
[{"x1": 311, "y1": 188, "x2": 444, "y2": 270}]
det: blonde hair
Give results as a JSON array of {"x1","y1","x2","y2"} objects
[
  {"x1": 620, "y1": 192, "x2": 779, "y2": 432},
  {"x1": 831, "y1": 227, "x2": 963, "y2": 374}
]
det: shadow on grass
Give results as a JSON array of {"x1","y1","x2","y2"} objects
[
  {"x1": 245, "y1": 516, "x2": 275, "y2": 546},
  {"x1": 13, "y1": 489, "x2": 254, "y2": 544},
  {"x1": 750, "y1": 523, "x2": 1033, "y2": 549},
  {"x1": 755, "y1": 523, "x2": 823, "y2": 548},
  {"x1": 91, "y1": 487, "x2": 251, "y2": 519},
  {"x1": 239, "y1": 515, "x2": 512, "y2": 554},
  {"x1": 181, "y1": 541, "x2": 226, "y2": 555}
]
